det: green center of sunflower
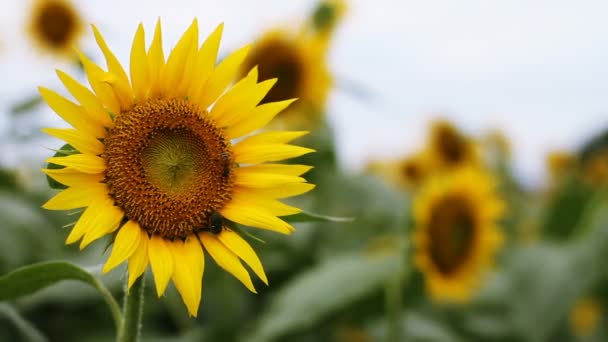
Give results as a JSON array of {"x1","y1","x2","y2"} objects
[
  {"x1": 36, "y1": 1, "x2": 76, "y2": 47},
  {"x1": 104, "y1": 98, "x2": 234, "y2": 240},
  {"x1": 246, "y1": 39, "x2": 303, "y2": 104},
  {"x1": 427, "y1": 196, "x2": 475, "y2": 275}
]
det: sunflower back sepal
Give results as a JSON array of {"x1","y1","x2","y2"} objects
[{"x1": 45, "y1": 143, "x2": 78, "y2": 190}]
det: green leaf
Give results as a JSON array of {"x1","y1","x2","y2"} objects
[
  {"x1": 45, "y1": 144, "x2": 77, "y2": 190},
  {"x1": 10, "y1": 95, "x2": 43, "y2": 115},
  {"x1": 246, "y1": 252, "x2": 401, "y2": 341},
  {"x1": 283, "y1": 210, "x2": 353, "y2": 223},
  {"x1": 0, "y1": 304, "x2": 48, "y2": 342},
  {"x1": 0, "y1": 261, "x2": 122, "y2": 328}
]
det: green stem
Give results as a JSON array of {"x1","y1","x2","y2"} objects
[
  {"x1": 118, "y1": 276, "x2": 145, "y2": 342},
  {"x1": 385, "y1": 272, "x2": 403, "y2": 342},
  {"x1": 93, "y1": 278, "x2": 123, "y2": 331}
]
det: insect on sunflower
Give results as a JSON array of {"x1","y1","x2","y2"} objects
[{"x1": 41, "y1": 19, "x2": 315, "y2": 317}]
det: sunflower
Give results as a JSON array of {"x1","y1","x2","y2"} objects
[
  {"x1": 28, "y1": 0, "x2": 83, "y2": 57},
  {"x1": 413, "y1": 167, "x2": 504, "y2": 302},
  {"x1": 366, "y1": 154, "x2": 430, "y2": 191},
  {"x1": 546, "y1": 150, "x2": 576, "y2": 182},
  {"x1": 40, "y1": 19, "x2": 315, "y2": 317},
  {"x1": 569, "y1": 297, "x2": 602, "y2": 338},
  {"x1": 239, "y1": 28, "x2": 332, "y2": 129},
  {"x1": 426, "y1": 120, "x2": 478, "y2": 170}
]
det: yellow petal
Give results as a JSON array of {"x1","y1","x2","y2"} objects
[
  {"x1": 169, "y1": 237, "x2": 204, "y2": 317},
  {"x1": 65, "y1": 196, "x2": 114, "y2": 244},
  {"x1": 148, "y1": 19, "x2": 166, "y2": 97},
  {"x1": 225, "y1": 99, "x2": 297, "y2": 139},
  {"x1": 195, "y1": 44, "x2": 251, "y2": 109},
  {"x1": 43, "y1": 168, "x2": 104, "y2": 188},
  {"x1": 235, "y1": 169, "x2": 306, "y2": 188},
  {"x1": 38, "y1": 87, "x2": 106, "y2": 138},
  {"x1": 208, "y1": 67, "x2": 258, "y2": 123},
  {"x1": 187, "y1": 23, "x2": 223, "y2": 98},
  {"x1": 217, "y1": 230, "x2": 268, "y2": 285},
  {"x1": 103, "y1": 221, "x2": 143, "y2": 273},
  {"x1": 163, "y1": 19, "x2": 198, "y2": 97},
  {"x1": 46, "y1": 154, "x2": 106, "y2": 174},
  {"x1": 236, "y1": 131, "x2": 309, "y2": 145},
  {"x1": 42, "y1": 128, "x2": 104, "y2": 155},
  {"x1": 249, "y1": 182, "x2": 316, "y2": 199},
  {"x1": 220, "y1": 202, "x2": 295, "y2": 234},
  {"x1": 128, "y1": 233, "x2": 150, "y2": 288},
  {"x1": 80, "y1": 201, "x2": 124, "y2": 249},
  {"x1": 148, "y1": 235, "x2": 174, "y2": 297},
  {"x1": 237, "y1": 164, "x2": 313, "y2": 176},
  {"x1": 130, "y1": 23, "x2": 149, "y2": 101},
  {"x1": 200, "y1": 233, "x2": 256, "y2": 293},
  {"x1": 231, "y1": 187, "x2": 302, "y2": 216},
  {"x1": 43, "y1": 183, "x2": 107, "y2": 210},
  {"x1": 234, "y1": 144, "x2": 315, "y2": 164},
  {"x1": 91, "y1": 24, "x2": 133, "y2": 109},
  {"x1": 55, "y1": 70, "x2": 113, "y2": 127},
  {"x1": 77, "y1": 50, "x2": 121, "y2": 114}
]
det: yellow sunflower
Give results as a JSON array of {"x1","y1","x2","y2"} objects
[
  {"x1": 426, "y1": 120, "x2": 478, "y2": 170},
  {"x1": 366, "y1": 153, "x2": 430, "y2": 191},
  {"x1": 546, "y1": 150, "x2": 576, "y2": 182},
  {"x1": 28, "y1": 0, "x2": 83, "y2": 57},
  {"x1": 413, "y1": 167, "x2": 504, "y2": 302},
  {"x1": 569, "y1": 297, "x2": 602, "y2": 338},
  {"x1": 239, "y1": 28, "x2": 332, "y2": 130},
  {"x1": 40, "y1": 19, "x2": 315, "y2": 317}
]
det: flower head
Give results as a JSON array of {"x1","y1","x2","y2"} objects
[
  {"x1": 41, "y1": 19, "x2": 315, "y2": 316},
  {"x1": 413, "y1": 167, "x2": 504, "y2": 302},
  {"x1": 28, "y1": 0, "x2": 83, "y2": 57}
]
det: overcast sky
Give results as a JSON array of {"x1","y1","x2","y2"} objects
[{"x1": 2, "y1": 0, "x2": 608, "y2": 186}]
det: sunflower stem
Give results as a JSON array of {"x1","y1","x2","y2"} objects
[
  {"x1": 385, "y1": 271, "x2": 404, "y2": 342},
  {"x1": 118, "y1": 276, "x2": 145, "y2": 342}
]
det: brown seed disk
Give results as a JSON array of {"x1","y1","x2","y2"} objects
[
  {"x1": 103, "y1": 98, "x2": 235, "y2": 240},
  {"x1": 427, "y1": 195, "x2": 476, "y2": 275},
  {"x1": 244, "y1": 38, "x2": 304, "y2": 104},
  {"x1": 36, "y1": 1, "x2": 77, "y2": 47}
]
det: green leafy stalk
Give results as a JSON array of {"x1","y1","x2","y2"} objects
[{"x1": 118, "y1": 276, "x2": 145, "y2": 342}]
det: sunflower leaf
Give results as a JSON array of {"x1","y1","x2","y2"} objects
[
  {"x1": 45, "y1": 144, "x2": 77, "y2": 190},
  {"x1": 282, "y1": 210, "x2": 353, "y2": 223},
  {"x1": 10, "y1": 94, "x2": 43, "y2": 115}
]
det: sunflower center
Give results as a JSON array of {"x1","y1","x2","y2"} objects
[
  {"x1": 436, "y1": 127, "x2": 466, "y2": 165},
  {"x1": 401, "y1": 161, "x2": 422, "y2": 183},
  {"x1": 247, "y1": 39, "x2": 303, "y2": 104},
  {"x1": 36, "y1": 1, "x2": 76, "y2": 47},
  {"x1": 427, "y1": 196, "x2": 475, "y2": 275},
  {"x1": 104, "y1": 98, "x2": 234, "y2": 240}
]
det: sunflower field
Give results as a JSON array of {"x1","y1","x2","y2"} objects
[{"x1": 1, "y1": 1, "x2": 608, "y2": 341}]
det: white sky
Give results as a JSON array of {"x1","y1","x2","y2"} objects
[{"x1": 2, "y1": 0, "x2": 608, "y2": 186}]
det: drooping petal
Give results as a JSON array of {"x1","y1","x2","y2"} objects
[
  {"x1": 46, "y1": 154, "x2": 106, "y2": 174},
  {"x1": 42, "y1": 128, "x2": 104, "y2": 155},
  {"x1": 169, "y1": 237, "x2": 204, "y2": 317},
  {"x1": 43, "y1": 183, "x2": 107, "y2": 210},
  {"x1": 128, "y1": 233, "x2": 150, "y2": 288},
  {"x1": 103, "y1": 221, "x2": 143, "y2": 273},
  {"x1": 148, "y1": 235, "x2": 174, "y2": 297},
  {"x1": 130, "y1": 23, "x2": 149, "y2": 101},
  {"x1": 200, "y1": 233, "x2": 256, "y2": 293},
  {"x1": 38, "y1": 87, "x2": 106, "y2": 138},
  {"x1": 65, "y1": 196, "x2": 114, "y2": 244},
  {"x1": 217, "y1": 230, "x2": 268, "y2": 285},
  {"x1": 225, "y1": 99, "x2": 297, "y2": 139},
  {"x1": 79, "y1": 201, "x2": 124, "y2": 249}
]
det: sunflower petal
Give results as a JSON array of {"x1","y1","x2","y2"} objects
[
  {"x1": 196, "y1": 44, "x2": 251, "y2": 109},
  {"x1": 208, "y1": 67, "x2": 258, "y2": 123},
  {"x1": 43, "y1": 183, "x2": 107, "y2": 210},
  {"x1": 103, "y1": 221, "x2": 142, "y2": 273},
  {"x1": 80, "y1": 201, "x2": 124, "y2": 249},
  {"x1": 234, "y1": 144, "x2": 315, "y2": 164},
  {"x1": 77, "y1": 50, "x2": 121, "y2": 114},
  {"x1": 200, "y1": 233, "x2": 256, "y2": 293},
  {"x1": 65, "y1": 196, "x2": 113, "y2": 244},
  {"x1": 234, "y1": 169, "x2": 306, "y2": 188},
  {"x1": 130, "y1": 23, "x2": 149, "y2": 100},
  {"x1": 217, "y1": 230, "x2": 268, "y2": 285},
  {"x1": 148, "y1": 235, "x2": 174, "y2": 297},
  {"x1": 225, "y1": 99, "x2": 297, "y2": 139},
  {"x1": 187, "y1": 23, "x2": 223, "y2": 98},
  {"x1": 237, "y1": 164, "x2": 312, "y2": 176},
  {"x1": 220, "y1": 203, "x2": 295, "y2": 234},
  {"x1": 55, "y1": 70, "x2": 113, "y2": 127},
  {"x1": 42, "y1": 128, "x2": 104, "y2": 155},
  {"x1": 43, "y1": 168, "x2": 104, "y2": 188},
  {"x1": 148, "y1": 19, "x2": 166, "y2": 97},
  {"x1": 231, "y1": 187, "x2": 302, "y2": 216},
  {"x1": 253, "y1": 182, "x2": 316, "y2": 199},
  {"x1": 38, "y1": 87, "x2": 106, "y2": 138},
  {"x1": 46, "y1": 154, "x2": 106, "y2": 174},
  {"x1": 236, "y1": 131, "x2": 309, "y2": 145},
  {"x1": 169, "y1": 237, "x2": 204, "y2": 317},
  {"x1": 128, "y1": 233, "x2": 150, "y2": 288},
  {"x1": 163, "y1": 19, "x2": 198, "y2": 97}
]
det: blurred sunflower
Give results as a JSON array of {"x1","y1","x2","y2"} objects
[
  {"x1": 569, "y1": 297, "x2": 602, "y2": 338},
  {"x1": 426, "y1": 120, "x2": 478, "y2": 170},
  {"x1": 546, "y1": 150, "x2": 576, "y2": 182},
  {"x1": 40, "y1": 19, "x2": 315, "y2": 317},
  {"x1": 582, "y1": 149, "x2": 608, "y2": 186},
  {"x1": 366, "y1": 153, "x2": 429, "y2": 191},
  {"x1": 239, "y1": 1, "x2": 345, "y2": 130},
  {"x1": 413, "y1": 167, "x2": 504, "y2": 302},
  {"x1": 28, "y1": 0, "x2": 83, "y2": 57}
]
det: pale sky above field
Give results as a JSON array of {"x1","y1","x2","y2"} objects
[{"x1": 1, "y1": 0, "x2": 608, "y2": 186}]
